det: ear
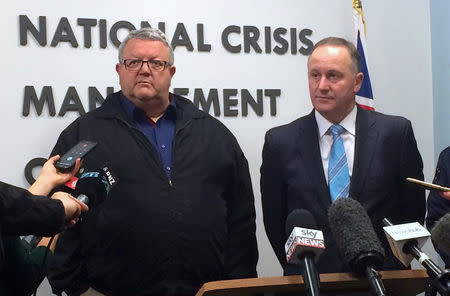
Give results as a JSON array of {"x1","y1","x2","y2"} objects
[
  {"x1": 169, "y1": 65, "x2": 176, "y2": 77},
  {"x1": 354, "y1": 72, "x2": 364, "y2": 93},
  {"x1": 115, "y1": 63, "x2": 121, "y2": 74}
]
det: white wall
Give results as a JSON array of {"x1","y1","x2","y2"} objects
[
  {"x1": 0, "y1": 0, "x2": 437, "y2": 294},
  {"x1": 430, "y1": 0, "x2": 450, "y2": 158}
]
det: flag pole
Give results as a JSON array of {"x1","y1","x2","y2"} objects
[{"x1": 353, "y1": 0, "x2": 366, "y2": 35}]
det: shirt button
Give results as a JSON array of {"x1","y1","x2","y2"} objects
[
  {"x1": 166, "y1": 166, "x2": 171, "y2": 171},
  {"x1": 161, "y1": 144, "x2": 166, "y2": 148}
]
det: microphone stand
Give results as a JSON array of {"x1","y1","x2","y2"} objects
[
  {"x1": 300, "y1": 254, "x2": 320, "y2": 296},
  {"x1": 365, "y1": 266, "x2": 386, "y2": 296},
  {"x1": 352, "y1": 251, "x2": 386, "y2": 296},
  {"x1": 405, "y1": 240, "x2": 450, "y2": 296},
  {"x1": 425, "y1": 279, "x2": 437, "y2": 296}
]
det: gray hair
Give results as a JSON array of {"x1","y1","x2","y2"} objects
[
  {"x1": 118, "y1": 27, "x2": 174, "y2": 65},
  {"x1": 309, "y1": 37, "x2": 361, "y2": 73}
]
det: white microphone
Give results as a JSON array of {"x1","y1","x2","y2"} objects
[
  {"x1": 383, "y1": 221, "x2": 430, "y2": 267},
  {"x1": 383, "y1": 218, "x2": 450, "y2": 295},
  {"x1": 285, "y1": 209, "x2": 325, "y2": 296},
  {"x1": 285, "y1": 226, "x2": 325, "y2": 264}
]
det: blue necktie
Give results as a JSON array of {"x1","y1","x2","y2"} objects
[{"x1": 328, "y1": 124, "x2": 350, "y2": 202}]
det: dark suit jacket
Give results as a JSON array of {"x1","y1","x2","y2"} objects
[
  {"x1": 426, "y1": 146, "x2": 450, "y2": 268},
  {"x1": 261, "y1": 106, "x2": 425, "y2": 275}
]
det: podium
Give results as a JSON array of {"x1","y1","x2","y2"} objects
[{"x1": 195, "y1": 269, "x2": 429, "y2": 296}]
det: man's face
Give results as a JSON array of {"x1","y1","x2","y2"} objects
[
  {"x1": 307, "y1": 45, "x2": 363, "y2": 123},
  {"x1": 116, "y1": 39, "x2": 175, "y2": 108}
]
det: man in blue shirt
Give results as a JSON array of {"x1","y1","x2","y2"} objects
[{"x1": 48, "y1": 28, "x2": 258, "y2": 296}]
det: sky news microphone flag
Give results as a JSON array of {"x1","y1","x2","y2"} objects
[{"x1": 353, "y1": 0, "x2": 374, "y2": 111}]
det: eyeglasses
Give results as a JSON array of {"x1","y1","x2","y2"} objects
[{"x1": 122, "y1": 59, "x2": 170, "y2": 72}]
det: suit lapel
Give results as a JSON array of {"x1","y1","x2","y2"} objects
[
  {"x1": 351, "y1": 106, "x2": 378, "y2": 200},
  {"x1": 297, "y1": 111, "x2": 331, "y2": 208}
]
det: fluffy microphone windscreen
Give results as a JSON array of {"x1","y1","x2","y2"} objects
[
  {"x1": 285, "y1": 209, "x2": 317, "y2": 236},
  {"x1": 431, "y1": 212, "x2": 450, "y2": 255},
  {"x1": 328, "y1": 197, "x2": 385, "y2": 273}
]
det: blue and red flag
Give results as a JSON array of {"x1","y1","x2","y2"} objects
[{"x1": 353, "y1": 0, "x2": 374, "y2": 110}]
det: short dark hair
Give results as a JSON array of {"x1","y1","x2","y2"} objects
[{"x1": 309, "y1": 37, "x2": 361, "y2": 73}]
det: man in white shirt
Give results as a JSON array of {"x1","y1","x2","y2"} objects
[{"x1": 260, "y1": 36, "x2": 425, "y2": 274}]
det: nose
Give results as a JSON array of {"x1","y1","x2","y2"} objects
[
  {"x1": 318, "y1": 76, "x2": 330, "y2": 92},
  {"x1": 138, "y1": 61, "x2": 152, "y2": 75}
]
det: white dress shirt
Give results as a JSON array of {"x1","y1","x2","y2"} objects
[{"x1": 315, "y1": 105, "x2": 357, "y2": 184}]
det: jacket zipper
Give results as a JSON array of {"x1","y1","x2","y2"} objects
[
  {"x1": 116, "y1": 116, "x2": 193, "y2": 188},
  {"x1": 169, "y1": 118, "x2": 193, "y2": 187},
  {"x1": 116, "y1": 117, "x2": 172, "y2": 184}
]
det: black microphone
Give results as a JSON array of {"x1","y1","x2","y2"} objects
[
  {"x1": 285, "y1": 209, "x2": 324, "y2": 296},
  {"x1": 74, "y1": 166, "x2": 117, "y2": 207},
  {"x1": 23, "y1": 166, "x2": 117, "y2": 247},
  {"x1": 431, "y1": 213, "x2": 450, "y2": 256},
  {"x1": 383, "y1": 218, "x2": 450, "y2": 295},
  {"x1": 328, "y1": 198, "x2": 386, "y2": 296}
]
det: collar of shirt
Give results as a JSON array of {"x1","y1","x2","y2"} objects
[
  {"x1": 119, "y1": 92, "x2": 176, "y2": 179},
  {"x1": 119, "y1": 92, "x2": 176, "y2": 124},
  {"x1": 315, "y1": 104, "x2": 357, "y2": 138},
  {"x1": 315, "y1": 104, "x2": 357, "y2": 183}
]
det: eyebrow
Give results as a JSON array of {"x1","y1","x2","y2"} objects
[{"x1": 326, "y1": 70, "x2": 343, "y2": 75}]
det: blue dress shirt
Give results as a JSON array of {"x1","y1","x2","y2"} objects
[{"x1": 119, "y1": 93, "x2": 176, "y2": 178}]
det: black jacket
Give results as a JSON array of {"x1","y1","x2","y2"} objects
[
  {"x1": 48, "y1": 92, "x2": 258, "y2": 296},
  {"x1": 0, "y1": 182, "x2": 64, "y2": 238},
  {"x1": 0, "y1": 182, "x2": 64, "y2": 266},
  {"x1": 426, "y1": 146, "x2": 450, "y2": 267},
  {"x1": 261, "y1": 107, "x2": 425, "y2": 274},
  {"x1": 0, "y1": 181, "x2": 65, "y2": 295},
  {"x1": 0, "y1": 236, "x2": 53, "y2": 296}
]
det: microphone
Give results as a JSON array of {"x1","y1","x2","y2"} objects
[
  {"x1": 74, "y1": 166, "x2": 118, "y2": 207},
  {"x1": 431, "y1": 213, "x2": 450, "y2": 256},
  {"x1": 382, "y1": 219, "x2": 430, "y2": 267},
  {"x1": 285, "y1": 209, "x2": 324, "y2": 296},
  {"x1": 328, "y1": 198, "x2": 386, "y2": 296},
  {"x1": 383, "y1": 218, "x2": 450, "y2": 295},
  {"x1": 23, "y1": 166, "x2": 118, "y2": 247}
]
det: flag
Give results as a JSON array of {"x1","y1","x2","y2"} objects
[{"x1": 353, "y1": 0, "x2": 374, "y2": 110}]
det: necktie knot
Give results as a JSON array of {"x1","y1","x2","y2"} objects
[{"x1": 330, "y1": 124, "x2": 344, "y2": 138}]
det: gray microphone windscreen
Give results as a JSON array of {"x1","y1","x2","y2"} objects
[
  {"x1": 328, "y1": 197, "x2": 385, "y2": 273},
  {"x1": 431, "y1": 213, "x2": 450, "y2": 255},
  {"x1": 285, "y1": 209, "x2": 317, "y2": 236}
]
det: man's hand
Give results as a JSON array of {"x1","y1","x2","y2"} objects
[
  {"x1": 51, "y1": 191, "x2": 89, "y2": 226},
  {"x1": 438, "y1": 191, "x2": 450, "y2": 201},
  {"x1": 29, "y1": 155, "x2": 81, "y2": 196}
]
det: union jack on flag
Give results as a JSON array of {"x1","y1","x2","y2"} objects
[{"x1": 353, "y1": 0, "x2": 374, "y2": 110}]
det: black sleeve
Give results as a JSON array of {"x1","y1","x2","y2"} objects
[
  {"x1": 398, "y1": 120, "x2": 425, "y2": 224},
  {"x1": 2, "y1": 236, "x2": 51, "y2": 295},
  {"x1": 0, "y1": 182, "x2": 64, "y2": 236},
  {"x1": 260, "y1": 130, "x2": 288, "y2": 270},
  {"x1": 426, "y1": 147, "x2": 450, "y2": 268},
  {"x1": 224, "y1": 139, "x2": 258, "y2": 279},
  {"x1": 47, "y1": 124, "x2": 90, "y2": 296}
]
